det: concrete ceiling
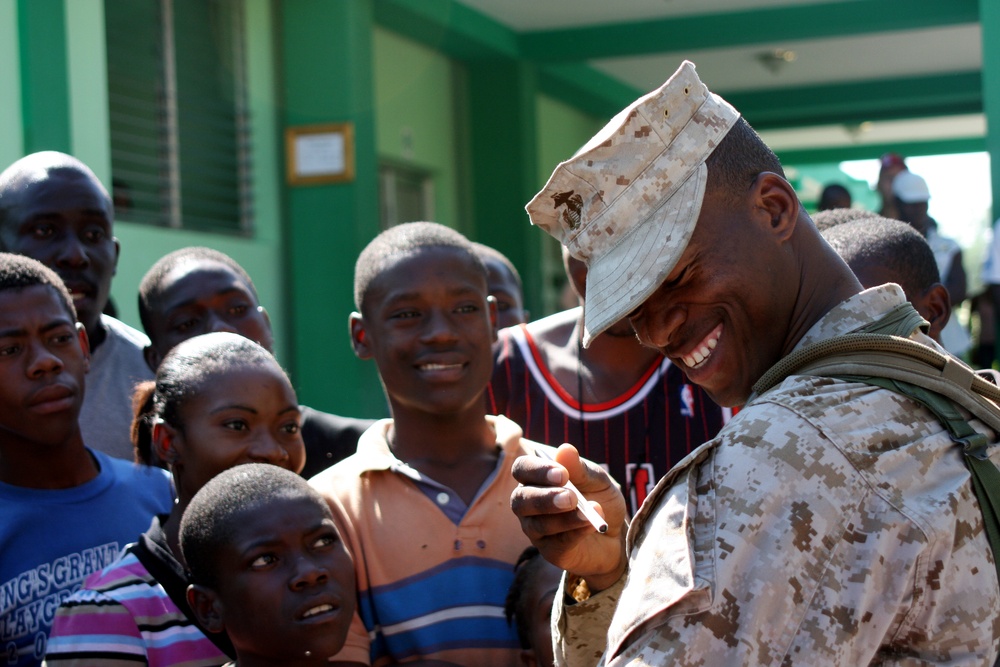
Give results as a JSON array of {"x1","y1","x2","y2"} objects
[{"x1": 454, "y1": 0, "x2": 985, "y2": 158}]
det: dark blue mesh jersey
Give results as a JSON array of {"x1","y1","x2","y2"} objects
[{"x1": 488, "y1": 324, "x2": 731, "y2": 515}]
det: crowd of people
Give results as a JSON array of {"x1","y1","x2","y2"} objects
[
  {"x1": 1, "y1": 57, "x2": 999, "y2": 667},
  {"x1": 821, "y1": 151, "x2": 982, "y2": 363}
]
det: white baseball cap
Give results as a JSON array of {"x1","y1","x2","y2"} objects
[{"x1": 892, "y1": 171, "x2": 931, "y2": 203}]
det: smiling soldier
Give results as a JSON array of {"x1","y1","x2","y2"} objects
[{"x1": 509, "y1": 61, "x2": 1000, "y2": 666}]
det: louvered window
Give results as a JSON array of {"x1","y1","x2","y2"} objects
[{"x1": 104, "y1": 0, "x2": 252, "y2": 234}]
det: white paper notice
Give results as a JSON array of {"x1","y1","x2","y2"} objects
[{"x1": 294, "y1": 132, "x2": 345, "y2": 177}]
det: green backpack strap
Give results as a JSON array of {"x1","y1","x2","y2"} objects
[
  {"x1": 750, "y1": 334, "x2": 1000, "y2": 433},
  {"x1": 751, "y1": 302, "x2": 927, "y2": 401},
  {"x1": 854, "y1": 301, "x2": 929, "y2": 337}
]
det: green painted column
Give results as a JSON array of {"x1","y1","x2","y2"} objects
[
  {"x1": 982, "y1": 0, "x2": 1000, "y2": 224},
  {"x1": 0, "y1": 1, "x2": 24, "y2": 164},
  {"x1": 279, "y1": 0, "x2": 386, "y2": 418},
  {"x1": 17, "y1": 0, "x2": 71, "y2": 153},
  {"x1": 464, "y1": 58, "x2": 543, "y2": 317},
  {"x1": 981, "y1": 0, "x2": 1000, "y2": 368}
]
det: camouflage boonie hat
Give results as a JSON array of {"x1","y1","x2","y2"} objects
[{"x1": 525, "y1": 61, "x2": 740, "y2": 346}]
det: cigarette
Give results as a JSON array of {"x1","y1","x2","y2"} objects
[{"x1": 535, "y1": 448, "x2": 609, "y2": 534}]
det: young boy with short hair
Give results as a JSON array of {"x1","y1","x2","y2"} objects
[
  {"x1": 472, "y1": 242, "x2": 527, "y2": 329},
  {"x1": 310, "y1": 222, "x2": 546, "y2": 666},
  {"x1": 137, "y1": 246, "x2": 374, "y2": 476},
  {"x1": 816, "y1": 211, "x2": 952, "y2": 345},
  {"x1": 0, "y1": 253, "x2": 173, "y2": 667},
  {"x1": 0, "y1": 152, "x2": 154, "y2": 461},
  {"x1": 181, "y1": 463, "x2": 355, "y2": 667}
]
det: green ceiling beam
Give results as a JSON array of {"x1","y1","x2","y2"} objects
[
  {"x1": 373, "y1": 0, "x2": 983, "y2": 130},
  {"x1": 373, "y1": 0, "x2": 518, "y2": 59},
  {"x1": 776, "y1": 137, "x2": 985, "y2": 166},
  {"x1": 728, "y1": 71, "x2": 982, "y2": 130},
  {"x1": 371, "y1": 0, "x2": 986, "y2": 162},
  {"x1": 519, "y1": 0, "x2": 979, "y2": 61},
  {"x1": 532, "y1": 70, "x2": 983, "y2": 131},
  {"x1": 538, "y1": 64, "x2": 642, "y2": 119}
]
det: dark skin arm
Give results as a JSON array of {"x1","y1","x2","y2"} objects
[
  {"x1": 876, "y1": 163, "x2": 904, "y2": 221},
  {"x1": 944, "y1": 249, "x2": 967, "y2": 306},
  {"x1": 988, "y1": 284, "x2": 1000, "y2": 337},
  {"x1": 510, "y1": 444, "x2": 628, "y2": 593}
]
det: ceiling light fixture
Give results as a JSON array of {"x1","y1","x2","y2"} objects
[
  {"x1": 757, "y1": 48, "x2": 797, "y2": 74},
  {"x1": 844, "y1": 121, "x2": 874, "y2": 142}
]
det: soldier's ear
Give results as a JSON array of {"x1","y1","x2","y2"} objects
[{"x1": 751, "y1": 172, "x2": 800, "y2": 242}]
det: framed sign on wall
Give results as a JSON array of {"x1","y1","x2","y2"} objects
[{"x1": 285, "y1": 122, "x2": 355, "y2": 185}]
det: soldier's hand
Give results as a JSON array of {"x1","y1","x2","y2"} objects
[{"x1": 510, "y1": 444, "x2": 627, "y2": 593}]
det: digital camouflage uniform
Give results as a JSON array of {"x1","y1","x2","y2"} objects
[{"x1": 555, "y1": 285, "x2": 1000, "y2": 666}]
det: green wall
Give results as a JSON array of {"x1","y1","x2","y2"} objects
[
  {"x1": 373, "y1": 27, "x2": 462, "y2": 231},
  {"x1": 66, "y1": 0, "x2": 111, "y2": 173},
  {"x1": 533, "y1": 94, "x2": 602, "y2": 316},
  {"x1": 0, "y1": 2, "x2": 23, "y2": 163},
  {"x1": 369, "y1": 28, "x2": 607, "y2": 319},
  {"x1": 536, "y1": 94, "x2": 601, "y2": 186}
]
